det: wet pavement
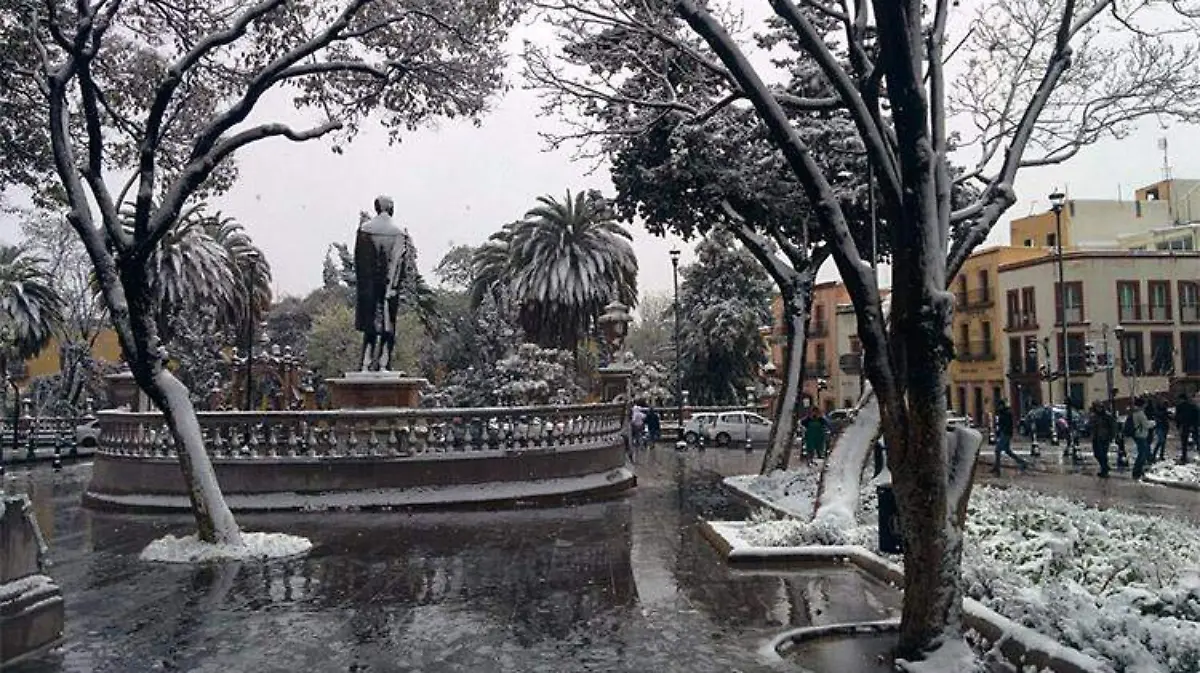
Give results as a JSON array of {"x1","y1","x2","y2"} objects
[
  {"x1": 1, "y1": 447, "x2": 899, "y2": 673},
  {"x1": 980, "y1": 444, "x2": 1200, "y2": 524}
]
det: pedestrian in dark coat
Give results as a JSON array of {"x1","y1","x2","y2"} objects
[
  {"x1": 1175, "y1": 393, "x2": 1198, "y2": 464},
  {"x1": 1088, "y1": 401, "x2": 1116, "y2": 478}
]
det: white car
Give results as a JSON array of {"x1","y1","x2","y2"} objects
[
  {"x1": 75, "y1": 419, "x2": 101, "y2": 447},
  {"x1": 681, "y1": 413, "x2": 718, "y2": 445},
  {"x1": 702, "y1": 411, "x2": 773, "y2": 447}
]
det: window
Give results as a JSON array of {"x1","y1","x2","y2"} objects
[
  {"x1": 1021, "y1": 287, "x2": 1037, "y2": 327},
  {"x1": 1180, "y1": 281, "x2": 1200, "y2": 323},
  {"x1": 1150, "y1": 333, "x2": 1175, "y2": 375},
  {"x1": 746, "y1": 414, "x2": 768, "y2": 425},
  {"x1": 957, "y1": 387, "x2": 967, "y2": 415},
  {"x1": 815, "y1": 342, "x2": 827, "y2": 366},
  {"x1": 1183, "y1": 333, "x2": 1200, "y2": 374},
  {"x1": 1024, "y1": 336, "x2": 1039, "y2": 373},
  {"x1": 1023, "y1": 238, "x2": 1034, "y2": 247},
  {"x1": 1057, "y1": 332, "x2": 1086, "y2": 372},
  {"x1": 1054, "y1": 281, "x2": 1084, "y2": 324},
  {"x1": 981, "y1": 321, "x2": 993, "y2": 352},
  {"x1": 1009, "y1": 337, "x2": 1022, "y2": 373},
  {"x1": 1047, "y1": 233, "x2": 1057, "y2": 248},
  {"x1": 1117, "y1": 280, "x2": 1141, "y2": 323},
  {"x1": 959, "y1": 324, "x2": 970, "y2": 355},
  {"x1": 957, "y1": 276, "x2": 968, "y2": 307},
  {"x1": 1069, "y1": 383, "x2": 1085, "y2": 411},
  {"x1": 975, "y1": 270, "x2": 991, "y2": 305},
  {"x1": 849, "y1": 335, "x2": 861, "y2": 353},
  {"x1": 1120, "y1": 332, "x2": 1145, "y2": 376},
  {"x1": 1006, "y1": 290, "x2": 1020, "y2": 328},
  {"x1": 1149, "y1": 281, "x2": 1171, "y2": 322}
]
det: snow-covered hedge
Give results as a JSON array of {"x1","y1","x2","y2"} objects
[
  {"x1": 729, "y1": 470, "x2": 1200, "y2": 673},
  {"x1": 1146, "y1": 461, "x2": 1200, "y2": 486}
]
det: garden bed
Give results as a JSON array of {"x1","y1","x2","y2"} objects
[
  {"x1": 721, "y1": 468, "x2": 1200, "y2": 673},
  {"x1": 1144, "y1": 461, "x2": 1200, "y2": 491}
]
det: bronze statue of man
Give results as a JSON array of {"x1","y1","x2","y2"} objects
[{"x1": 354, "y1": 196, "x2": 412, "y2": 371}]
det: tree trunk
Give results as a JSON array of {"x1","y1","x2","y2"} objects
[
  {"x1": 120, "y1": 268, "x2": 242, "y2": 545},
  {"x1": 761, "y1": 294, "x2": 809, "y2": 474}
]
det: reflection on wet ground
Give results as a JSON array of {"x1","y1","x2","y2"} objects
[{"x1": 3, "y1": 447, "x2": 899, "y2": 673}]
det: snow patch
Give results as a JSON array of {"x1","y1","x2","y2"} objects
[
  {"x1": 814, "y1": 392, "x2": 880, "y2": 529},
  {"x1": 0, "y1": 574, "x2": 58, "y2": 602},
  {"x1": 1146, "y1": 461, "x2": 1200, "y2": 485},
  {"x1": 140, "y1": 531, "x2": 313, "y2": 563}
]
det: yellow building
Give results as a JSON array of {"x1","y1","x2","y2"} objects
[
  {"x1": 16, "y1": 330, "x2": 123, "y2": 383},
  {"x1": 948, "y1": 246, "x2": 1045, "y2": 424}
]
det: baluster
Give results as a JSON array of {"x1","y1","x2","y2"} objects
[
  {"x1": 485, "y1": 418, "x2": 501, "y2": 451},
  {"x1": 247, "y1": 423, "x2": 260, "y2": 458},
  {"x1": 469, "y1": 417, "x2": 485, "y2": 451},
  {"x1": 346, "y1": 420, "x2": 360, "y2": 457},
  {"x1": 386, "y1": 420, "x2": 400, "y2": 457},
  {"x1": 266, "y1": 423, "x2": 280, "y2": 458},
  {"x1": 450, "y1": 419, "x2": 465, "y2": 451},
  {"x1": 412, "y1": 421, "x2": 429, "y2": 454},
  {"x1": 368, "y1": 421, "x2": 381, "y2": 457},
  {"x1": 157, "y1": 423, "x2": 172, "y2": 458},
  {"x1": 287, "y1": 422, "x2": 300, "y2": 457},
  {"x1": 306, "y1": 422, "x2": 320, "y2": 458},
  {"x1": 212, "y1": 425, "x2": 226, "y2": 458},
  {"x1": 328, "y1": 420, "x2": 342, "y2": 458}
]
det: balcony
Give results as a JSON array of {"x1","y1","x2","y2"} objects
[
  {"x1": 806, "y1": 321, "x2": 829, "y2": 338},
  {"x1": 804, "y1": 363, "x2": 829, "y2": 378},
  {"x1": 1054, "y1": 306, "x2": 1084, "y2": 326},
  {"x1": 967, "y1": 288, "x2": 993, "y2": 308},
  {"x1": 839, "y1": 353, "x2": 862, "y2": 374},
  {"x1": 1005, "y1": 312, "x2": 1038, "y2": 331},
  {"x1": 1119, "y1": 303, "x2": 1173, "y2": 323},
  {"x1": 955, "y1": 340, "x2": 996, "y2": 362},
  {"x1": 1182, "y1": 304, "x2": 1200, "y2": 323}
]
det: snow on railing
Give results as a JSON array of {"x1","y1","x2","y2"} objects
[{"x1": 95, "y1": 403, "x2": 626, "y2": 460}]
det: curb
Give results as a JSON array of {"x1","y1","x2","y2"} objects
[
  {"x1": 700, "y1": 521, "x2": 1111, "y2": 673},
  {"x1": 84, "y1": 467, "x2": 637, "y2": 513}
]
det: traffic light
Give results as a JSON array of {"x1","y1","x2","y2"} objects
[
  {"x1": 1084, "y1": 342, "x2": 1097, "y2": 372},
  {"x1": 817, "y1": 378, "x2": 829, "y2": 392}
]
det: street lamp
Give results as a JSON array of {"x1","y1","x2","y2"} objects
[
  {"x1": 670, "y1": 249, "x2": 683, "y2": 438},
  {"x1": 1049, "y1": 190, "x2": 1077, "y2": 461},
  {"x1": 242, "y1": 251, "x2": 261, "y2": 411}
]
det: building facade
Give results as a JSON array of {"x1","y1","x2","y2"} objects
[
  {"x1": 803, "y1": 281, "x2": 850, "y2": 411},
  {"x1": 948, "y1": 246, "x2": 1045, "y2": 424},
  {"x1": 999, "y1": 250, "x2": 1200, "y2": 414}
]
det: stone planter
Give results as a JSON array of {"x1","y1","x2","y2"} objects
[{"x1": 1, "y1": 495, "x2": 64, "y2": 666}]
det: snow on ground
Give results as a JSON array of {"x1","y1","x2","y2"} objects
[
  {"x1": 140, "y1": 531, "x2": 313, "y2": 563},
  {"x1": 726, "y1": 468, "x2": 1200, "y2": 673},
  {"x1": 725, "y1": 462, "x2": 822, "y2": 518},
  {"x1": 1146, "y1": 460, "x2": 1200, "y2": 485}
]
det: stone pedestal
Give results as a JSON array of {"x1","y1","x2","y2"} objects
[
  {"x1": 597, "y1": 365, "x2": 635, "y2": 403},
  {"x1": 326, "y1": 372, "x2": 428, "y2": 409},
  {"x1": 1, "y1": 495, "x2": 64, "y2": 666},
  {"x1": 105, "y1": 370, "x2": 152, "y2": 411}
]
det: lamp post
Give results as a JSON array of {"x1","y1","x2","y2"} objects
[
  {"x1": 670, "y1": 249, "x2": 683, "y2": 439},
  {"x1": 1049, "y1": 190, "x2": 1078, "y2": 461},
  {"x1": 242, "y1": 252, "x2": 261, "y2": 411}
]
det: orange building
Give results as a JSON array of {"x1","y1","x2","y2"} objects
[
  {"x1": 766, "y1": 282, "x2": 850, "y2": 413},
  {"x1": 16, "y1": 330, "x2": 123, "y2": 383}
]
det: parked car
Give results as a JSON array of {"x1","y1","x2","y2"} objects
[
  {"x1": 681, "y1": 413, "x2": 719, "y2": 445},
  {"x1": 701, "y1": 411, "x2": 773, "y2": 447},
  {"x1": 75, "y1": 419, "x2": 101, "y2": 447}
]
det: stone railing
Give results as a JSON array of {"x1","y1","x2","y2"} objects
[{"x1": 95, "y1": 403, "x2": 627, "y2": 461}]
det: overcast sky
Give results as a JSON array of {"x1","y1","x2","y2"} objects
[{"x1": 5, "y1": 10, "x2": 1200, "y2": 305}]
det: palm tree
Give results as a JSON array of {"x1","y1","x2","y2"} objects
[
  {"x1": 139, "y1": 204, "x2": 272, "y2": 338},
  {"x1": 0, "y1": 244, "x2": 64, "y2": 380},
  {"x1": 473, "y1": 190, "x2": 638, "y2": 351}
]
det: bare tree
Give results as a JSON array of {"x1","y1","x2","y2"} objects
[
  {"x1": 3, "y1": 0, "x2": 522, "y2": 545},
  {"x1": 531, "y1": 0, "x2": 1200, "y2": 660}
]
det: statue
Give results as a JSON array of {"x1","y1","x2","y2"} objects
[{"x1": 354, "y1": 196, "x2": 413, "y2": 371}]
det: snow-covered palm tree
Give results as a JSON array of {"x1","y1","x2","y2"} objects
[
  {"x1": 141, "y1": 204, "x2": 272, "y2": 336},
  {"x1": 0, "y1": 244, "x2": 64, "y2": 367},
  {"x1": 474, "y1": 190, "x2": 638, "y2": 351}
]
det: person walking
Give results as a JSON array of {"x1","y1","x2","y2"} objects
[
  {"x1": 645, "y1": 406, "x2": 661, "y2": 444},
  {"x1": 1130, "y1": 397, "x2": 1153, "y2": 480},
  {"x1": 1150, "y1": 394, "x2": 1170, "y2": 462},
  {"x1": 630, "y1": 402, "x2": 647, "y2": 454},
  {"x1": 801, "y1": 406, "x2": 832, "y2": 462},
  {"x1": 992, "y1": 399, "x2": 1028, "y2": 475},
  {"x1": 1175, "y1": 392, "x2": 1198, "y2": 464},
  {"x1": 1088, "y1": 401, "x2": 1116, "y2": 478}
]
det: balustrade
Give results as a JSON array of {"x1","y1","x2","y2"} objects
[{"x1": 95, "y1": 404, "x2": 626, "y2": 461}]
